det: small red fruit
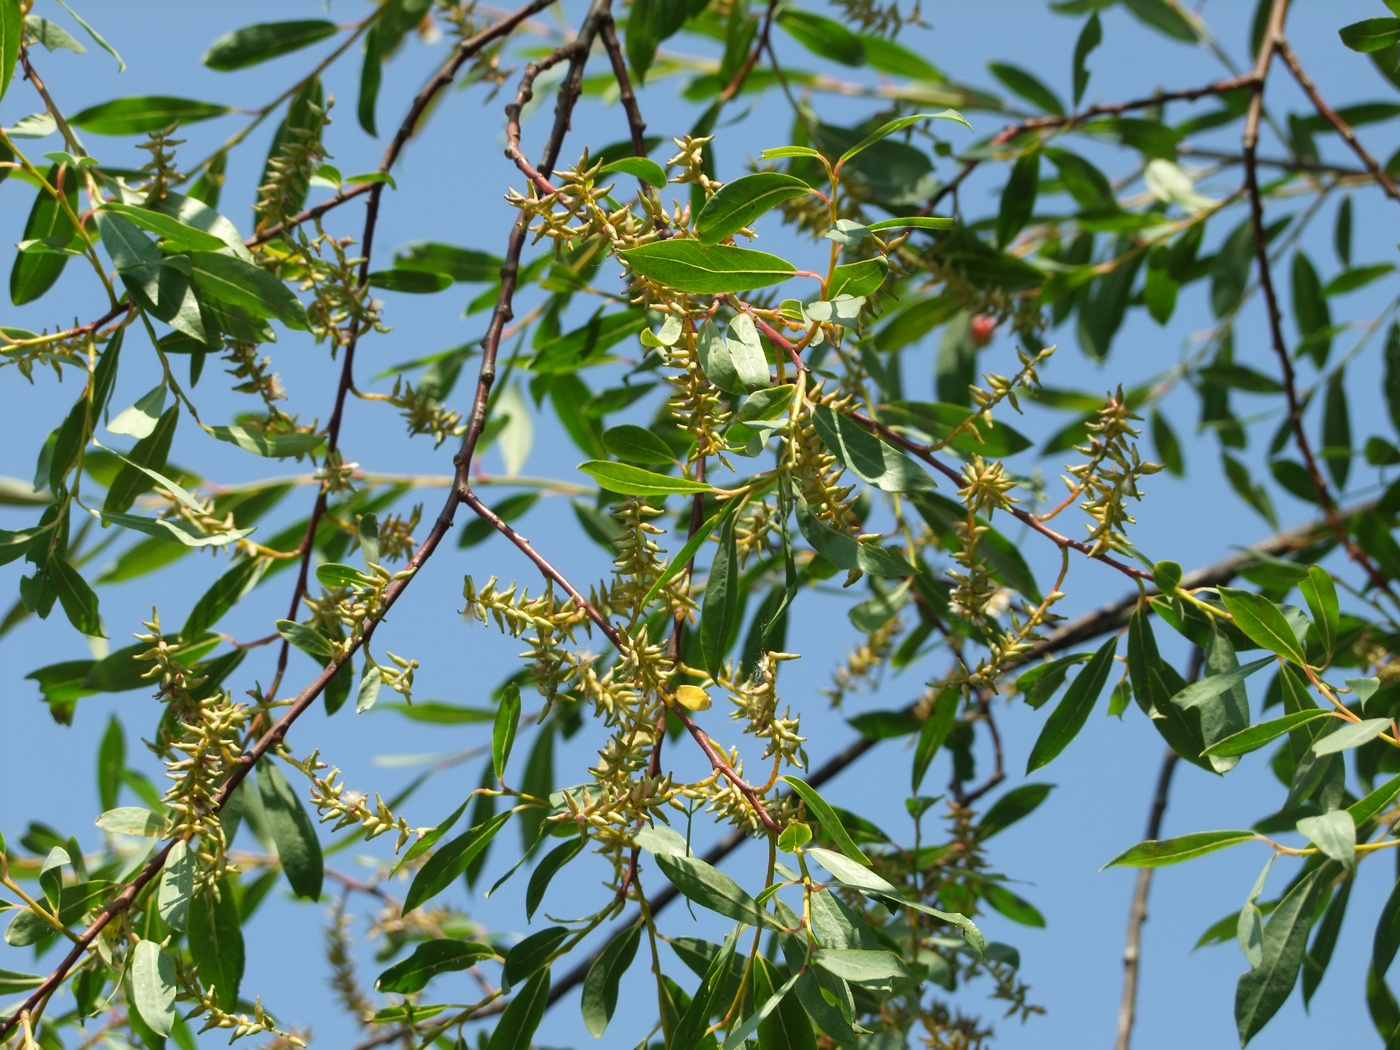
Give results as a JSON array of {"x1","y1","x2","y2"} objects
[{"x1": 970, "y1": 314, "x2": 997, "y2": 348}]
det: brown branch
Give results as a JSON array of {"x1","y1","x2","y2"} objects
[
  {"x1": 597, "y1": 15, "x2": 648, "y2": 162},
  {"x1": 1275, "y1": 39, "x2": 1400, "y2": 203},
  {"x1": 719, "y1": 0, "x2": 779, "y2": 103},
  {"x1": 846, "y1": 408, "x2": 1154, "y2": 583},
  {"x1": 1116, "y1": 643, "x2": 1201, "y2": 1050},
  {"x1": 926, "y1": 73, "x2": 1259, "y2": 214},
  {"x1": 1115, "y1": 747, "x2": 1182, "y2": 1050},
  {"x1": 537, "y1": 501, "x2": 1365, "y2": 1012},
  {"x1": 0, "y1": 2, "x2": 565, "y2": 1037},
  {"x1": 1240, "y1": 0, "x2": 1399, "y2": 609}
]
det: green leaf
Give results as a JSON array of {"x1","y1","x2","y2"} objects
[
  {"x1": 0, "y1": 969, "x2": 45, "y2": 995},
  {"x1": 391, "y1": 799, "x2": 468, "y2": 878},
  {"x1": 96, "y1": 714, "x2": 124, "y2": 811},
  {"x1": 95, "y1": 807, "x2": 165, "y2": 836},
  {"x1": 257, "y1": 762, "x2": 324, "y2": 900},
  {"x1": 835, "y1": 110, "x2": 971, "y2": 169},
  {"x1": 1348, "y1": 772, "x2": 1400, "y2": 826},
  {"x1": 1105, "y1": 830, "x2": 1257, "y2": 868},
  {"x1": 99, "y1": 202, "x2": 228, "y2": 252},
  {"x1": 651, "y1": 851, "x2": 775, "y2": 930},
  {"x1": 104, "y1": 407, "x2": 179, "y2": 514},
  {"x1": 188, "y1": 251, "x2": 307, "y2": 329},
  {"x1": 1123, "y1": 0, "x2": 1201, "y2": 41},
  {"x1": 619, "y1": 241, "x2": 797, "y2": 294},
  {"x1": 1375, "y1": 875, "x2": 1400, "y2": 979},
  {"x1": 1072, "y1": 13, "x2": 1102, "y2": 106},
  {"x1": 1026, "y1": 636, "x2": 1118, "y2": 772},
  {"x1": 1292, "y1": 252, "x2": 1333, "y2": 366},
  {"x1": 1303, "y1": 876, "x2": 1351, "y2": 1006},
  {"x1": 393, "y1": 242, "x2": 504, "y2": 283},
  {"x1": 777, "y1": 8, "x2": 866, "y2": 65},
  {"x1": 207, "y1": 425, "x2": 323, "y2": 458},
  {"x1": 865, "y1": 216, "x2": 954, "y2": 233},
  {"x1": 69, "y1": 96, "x2": 229, "y2": 135},
  {"x1": 1296, "y1": 811, "x2": 1355, "y2": 868},
  {"x1": 1339, "y1": 17, "x2": 1400, "y2": 52},
  {"x1": 672, "y1": 931, "x2": 738, "y2": 1050},
  {"x1": 813, "y1": 948, "x2": 912, "y2": 988},
  {"x1": 979, "y1": 783, "x2": 1054, "y2": 839},
  {"x1": 369, "y1": 268, "x2": 452, "y2": 294},
  {"x1": 49, "y1": 555, "x2": 102, "y2": 637},
  {"x1": 376, "y1": 940, "x2": 494, "y2": 994},
  {"x1": 828, "y1": 258, "x2": 887, "y2": 298},
  {"x1": 581, "y1": 924, "x2": 642, "y2": 1037},
  {"x1": 988, "y1": 61, "x2": 1064, "y2": 115},
  {"x1": 1312, "y1": 717, "x2": 1391, "y2": 755},
  {"x1": 809, "y1": 404, "x2": 933, "y2": 493},
  {"x1": 358, "y1": 23, "x2": 382, "y2": 136},
  {"x1": 996, "y1": 149, "x2": 1040, "y2": 249},
  {"x1": 1236, "y1": 869, "x2": 1321, "y2": 1046},
  {"x1": 131, "y1": 941, "x2": 178, "y2": 1037},
  {"x1": 1300, "y1": 567, "x2": 1339, "y2": 661},
  {"x1": 700, "y1": 513, "x2": 740, "y2": 677},
  {"x1": 694, "y1": 172, "x2": 812, "y2": 244},
  {"x1": 603, "y1": 424, "x2": 675, "y2": 466},
  {"x1": 1201, "y1": 710, "x2": 1334, "y2": 757},
  {"x1": 203, "y1": 20, "x2": 339, "y2": 70},
  {"x1": 578, "y1": 460, "x2": 712, "y2": 496},
  {"x1": 913, "y1": 688, "x2": 959, "y2": 791},
  {"x1": 781, "y1": 775, "x2": 869, "y2": 864},
  {"x1": 598, "y1": 156, "x2": 668, "y2": 188},
  {"x1": 504, "y1": 926, "x2": 568, "y2": 986},
  {"x1": 183, "y1": 557, "x2": 268, "y2": 638},
  {"x1": 1322, "y1": 371, "x2": 1351, "y2": 489},
  {"x1": 275, "y1": 619, "x2": 336, "y2": 658},
  {"x1": 157, "y1": 839, "x2": 193, "y2": 931},
  {"x1": 484, "y1": 970, "x2": 550, "y2": 1050},
  {"x1": 492, "y1": 683, "x2": 520, "y2": 784},
  {"x1": 1219, "y1": 588, "x2": 1306, "y2": 664},
  {"x1": 525, "y1": 837, "x2": 583, "y2": 920},
  {"x1": 0, "y1": 0, "x2": 19, "y2": 103},
  {"x1": 11, "y1": 165, "x2": 79, "y2": 306},
  {"x1": 187, "y1": 878, "x2": 244, "y2": 1010},
  {"x1": 403, "y1": 812, "x2": 511, "y2": 914}
]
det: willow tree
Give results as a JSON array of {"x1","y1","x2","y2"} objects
[{"x1": 2, "y1": 0, "x2": 1399, "y2": 1047}]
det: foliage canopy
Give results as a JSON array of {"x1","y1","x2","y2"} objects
[{"x1": 3, "y1": 0, "x2": 1400, "y2": 1048}]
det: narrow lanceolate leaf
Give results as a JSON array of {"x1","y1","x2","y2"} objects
[
  {"x1": 996, "y1": 149, "x2": 1040, "y2": 249},
  {"x1": 403, "y1": 811, "x2": 511, "y2": 914},
  {"x1": 1296, "y1": 810, "x2": 1355, "y2": 868},
  {"x1": 721, "y1": 968, "x2": 802, "y2": 1050},
  {"x1": 651, "y1": 851, "x2": 775, "y2": 930},
  {"x1": 835, "y1": 110, "x2": 972, "y2": 169},
  {"x1": 49, "y1": 556, "x2": 102, "y2": 637},
  {"x1": 578, "y1": 460, "x2": 713, "y2": 496},
  {"x1": 203, "y1": 20, "x2": 339, "y2": 70},
  {"x1": 1312, "y1": 717, "x2": 1391, "y2": 755},
  {"x1": 503, "y1": 927, "x2": 568, "y2": 986},
  {"x1": 157, "y1": 839, "x2": 193, "y2": 931},
  {"x1": 275, "y1": 619, "x2": 336, "y2": 658},
  {"x1": 131, "y1": 941, "x2": 178, "y2": 1037},
  {"x1": 1026, "y1": 636, "x2": 1117, "y2": 772},
  {"x1": 694, "y1": 172, "x2": 812, "y2": 244},
  {"x1": 581, "y1": 924, "x2": 642, "y2": 1037},
  {"x1": 619, "y1": 241, "x2": 797, "y2": 294},
  {"x1": 187, "y1": 878, "x2": 244, "y2": 1010},
  {"x1": 1374, "y1": 875, "x2": 1400, "y2": 978},
  {"x1": 484, "y1": 970, "x2": 550, "y2": 1050},
  {"x1": 781, "y1": 776, "x2": 869, "y2": 864},
  {"x1": 525, "y1": 837, "x2": 583, "y2": 920},
  {"x1": 1300, "y1": 565, "x2": 1339, "y2": 659},
  {"x1": 1348, "y1": 772, "x2": 1400, "y2": 826},
  {"x1": 12, "y1": 165, "x2": 79, "y2": 306},
  {"x1": 207, "y1": 425, "x2": 323, "y2": 458},
  {"x1": 1219, "y1": 588, "x2": 1306, "y2": 664},
  {"x1": 188, "y1": 251, "x2": 307, "y2": 329},
  {"x1": 1105, "y1": 830, "x2": 1257, "y2": 868},
  {"x1": 492, "y1": 683, "x2": 520, "y2": 783},
  {"x1": 1201, "y1": 710, "x2": 1334, "y2": 757},
  {"x1": 0, "y1": 0, "x2": 19, "y2": 103},
  {"x1": 256, "y1": 762, "x2": 323, "y2": 900},
  {"x1": 1236, "y1": 869, "x2": 1322, "y2": 1046},
  {"x1": 809, "y1": 405, "x2": 933, "y2": 493},
  {"x1": 700, "y1": 513, "x2": 740, "y2": 677},
  {"x1": 374, "y1": 940, "x2": 495, "y2": 995},
  {"x1": 69, "y1": 96, "x2": 230, "y2": 135}
]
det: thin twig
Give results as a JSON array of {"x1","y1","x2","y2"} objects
[
  {"x1": 1240, "y1": 0, "x2": 1399, "y2": 609},
  {"x1": 1275, "y1": 38, "x2": 1400, "y2": 203}
]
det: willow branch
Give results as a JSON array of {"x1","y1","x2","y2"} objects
[{"x1": 1275, "y1": 39, "x2": 1400, "y2": 203}]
